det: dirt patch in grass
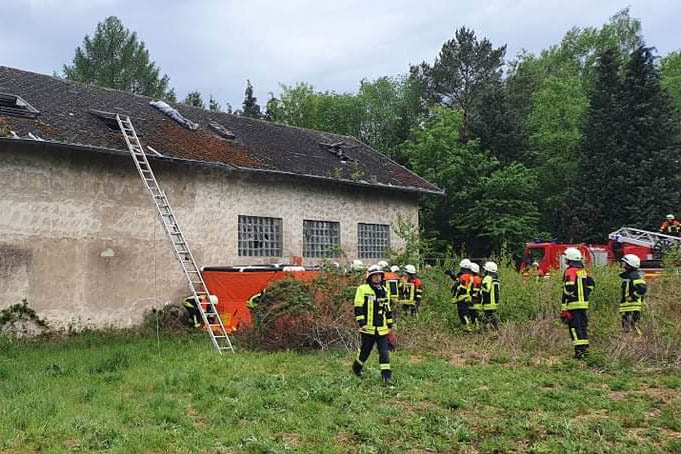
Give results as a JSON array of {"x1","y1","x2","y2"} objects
[
  {"x1": 186, "y1": 405, "x2": 209, "y2": 431},
  {"x1": 608, "y1": 391, "x2": 627, "y2": 401},
  {"x1": 637, "y1": 385, "x2": 680, "y2": 403},
  {"x1": 281, "y1": 433, "x2": 301, "y2": 448},
  {"x1": 334, "y1": 432, "x2": 356, "y2": 445}
]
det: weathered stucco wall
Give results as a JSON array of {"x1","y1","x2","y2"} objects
[{"x1": 0, "y1": 142, "x2": 419, "y2": 328}]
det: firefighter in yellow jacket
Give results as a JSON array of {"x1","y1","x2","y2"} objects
[
  {"x1": 481, "y1": 261, "x2": 500, "y2": 329},
  {"x1": 560, "y1": 248, "x2": 595, "y2": 359},
  {"x1": 619, "y1": 254, "x2": 647, "y2": 335},
  {"x1": 352, "y1": 264, "x2": 395, "y2": 386}
]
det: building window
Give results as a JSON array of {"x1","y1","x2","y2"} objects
[
  {"x1": 358, "y1": 223, "x2": 390, "y2": 259},
  {"x1": 238, "y1": 215, "x2": 282, "y2": 257},
  {"x1": 303, "y1": 220, "x2": 341, "y2": 257}
]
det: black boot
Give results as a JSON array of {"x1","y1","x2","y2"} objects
[
  {"x1": 381, "y1": 371, "x2": 394, "y2": 386},
  {"x1": 352, "y1": 361, "x2": 362, "y2": 378}
]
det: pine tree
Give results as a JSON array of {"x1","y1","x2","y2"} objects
[
  {"x1": 183, "y1": 91, "x2": 205, "y2": 109},
  {"x1": 63, "y1": 16, "x2": 174, "y2": 99},
  {"x1": 572, "y1": 48, "x2": 624, "y2": 242},
  {"x1": 619, "y1": 46, "x2": 681, "y2": 228},
  {"x1": 242, "y1": 80, "x2": 262, "y2": 119},
  {"x1": 209, "y1": 95, "x2": 221, "y2": 112}
]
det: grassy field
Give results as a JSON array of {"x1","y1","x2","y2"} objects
[{"x1": 2, "y1": 332, "x2": 681, "y2": 453}]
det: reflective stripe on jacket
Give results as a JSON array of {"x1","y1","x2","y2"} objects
[
  {"x1": 354, "y1": 283, "x2": 393, "y2": 336},
  {"x1": 399, "y1": 281, "x2": 416, "y2": 306},
  {"x1": 561, "y1": 266, "x2": 595, "y2": 311},
  {"x1": 482, "y1": 274, "x2": 500, "y2": 310},
  {"x1": 619, "y1": 270, "x2": 646, "y2": 313},
  {"x1": 452, "y1": 272, "x2": 473, "y2": 304},
  {"x1": 470, "y1": 275, "x2": 483, "y2": 310}
]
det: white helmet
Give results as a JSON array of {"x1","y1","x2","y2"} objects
[
  {"x1": 621, "y1": 254, "x2": 641, "y2": 269},
  {"x1": 483, "y1": 261, "x2": 498, "y2": 273},
  {"x1": 366, "y1": 264, "x2": 384, "y2": 278},
  {"x1": 667, "y1": 214, "x2": 675, "y2": 220},
  {"x1": 390, "y1": 265, "x2": 400, "y2": 273},
  {"x1": 403, "y1": 264, "x2": 417, "y2": 275},
  {"x1": 351, "y1": 259, "x2": 365, "y2": 271},
  {"x1": 469, "y1": 263, "x2": 480, "y2": 274},
  {"x1": 563, "y1": 247, "x2": 582, "y2": 262},
  {"x1": 459, "y1": 258, "x2": 472, "y2": 270},
  {"x1": 377, "y1": 260, "x2": 389, "y2": 270}
]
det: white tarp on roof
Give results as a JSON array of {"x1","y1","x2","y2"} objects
[{"x1": 149, "y1": 100, "x2": 198, "y2": 130}]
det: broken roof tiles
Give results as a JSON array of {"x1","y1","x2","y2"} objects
[{"x1": 0, "y1": 66, "x2": 441, "y2": 194}]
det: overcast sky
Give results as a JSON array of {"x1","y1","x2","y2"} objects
[{"x1": 2, "y1": 0, "x2": 680, "y2": 109}]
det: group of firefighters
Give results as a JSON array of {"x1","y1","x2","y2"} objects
[
  {"x1": 659, "y1": 213, "x2": 681, "y2": 236},
  {"x1": 351, "y1": 248, "x2": 648, "y2": 386}
]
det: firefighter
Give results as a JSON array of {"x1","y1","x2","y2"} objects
[
  {"x1": 560, "y1": 247, "x2": 595, "y2": 359},
  {"x1": 619, "y1": 254, "x2": 647, "y2": 335},
  {"x1": 448, "y1": 259, "x2": 473, "y2": 332},
  {"x1": 351, "y1": 264, "x2": 395, "y2": 386},
  {"x1": 183, "y1": 294, "x2": 217, "y2": 328},
  {"x1": 469, "y1": 263, "x2": 483, "y2": 328},
  {"x1": 481, "y1": 261, "x2": 500, "y2": 329},
  {"x1": 386, "y1": 265, "x2": 401, "y2": 307},
  {"x1": 398, "y1": 264, "x2": 423, "y2": 315},
  {"x1": 659, "y1": 214, "x2": 681, "y2": 236}
]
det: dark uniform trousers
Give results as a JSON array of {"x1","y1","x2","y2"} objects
[
  {"x1": 357, "y1": 332, "x2": 391, "y2": 379},
  {"x1": 567, "y1": 309, "x2": 589, "y2": 358}
]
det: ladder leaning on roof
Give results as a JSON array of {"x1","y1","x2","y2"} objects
[{"x1": 115, "y1": 114, "x2": 234, "y2": 354}]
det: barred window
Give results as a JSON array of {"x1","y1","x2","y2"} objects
[
  {"x1": 358, "y1": 223, "x2": 390, "y2": 259},
  {"x1": 303, "y1": 220, "x2": 341, "y2": 257},
  {"x1": 238, "y1": 215, "x2": 282, "y2": 257}
]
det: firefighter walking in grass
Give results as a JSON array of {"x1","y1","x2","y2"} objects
[
  {"x1": 352, "y1": 264, "x2": 395, "y2": 386},
  {"x1": 447, "y1": 259, "x2": 474, "y2": 332},
  {"x1": 619, "y1": 254, "x2": 647, "y2": 335},
  {"x1": 468, "y1": 263, "x2": 483, "y2": 328},
  {"x1": 481, "y1": 261, "x2": 500, "y2": 329},
  {"x1": 560, "y1": 248, "x2": 595, "y2": 359}
]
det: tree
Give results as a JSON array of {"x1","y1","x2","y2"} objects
[
  {"x1": 63, "y1": 16, "x2": 174, "y2": 99},
  {"x1": 208, "y1": 95, "x2": 221, "y2": 112},
  {"x1": 411, "y1": 27, "x2": 506, "y2": 140},
  {"x1": 575, "y1": 46, "x2": 681, "y2": 242},
  {"x1": 183, "y1": 91, "x2": 205, "y2": 109},
  {"x1": 402, "y1": 108, "x2": 538, "y2": 255},
  {"x1": 242, "y1": 80, "x2": 262, "y2": 119},
  {"x1": 660, "y1": 51, "x2": 681, "y2": 114}
]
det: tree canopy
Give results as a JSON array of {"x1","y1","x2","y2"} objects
[{"x1": 63, "y1": 16, "x2": 174, "y2": 99}]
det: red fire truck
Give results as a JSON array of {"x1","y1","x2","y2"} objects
[{"x1": 521, "y1": 227, "x2": 680, "y2": 277}]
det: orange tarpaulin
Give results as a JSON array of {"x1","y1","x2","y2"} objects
[{"x1": 202, "y1": 270, "x2": 319, "y2": 332}]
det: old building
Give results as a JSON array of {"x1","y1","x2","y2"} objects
[{"x1": 0, "y1": 66, "x2": 441, "y2": 328}]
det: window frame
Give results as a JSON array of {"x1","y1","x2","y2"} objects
[
  {"x1": 238, "y1": 215, "x2": 283, "y2": 257},
  {"x1": 303, "y1": 219, "x2": 341, "y2": 258},
  {"x1": 357, "y1": 223, "x2": 390, "y2": 259}
]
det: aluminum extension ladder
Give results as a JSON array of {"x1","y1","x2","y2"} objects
[
  {"x1": 608, "y1": 226, "x2": 681, "y2": 259},
  {"x1": 116, "y1": 114, "x2": 234, "y2": 354}
]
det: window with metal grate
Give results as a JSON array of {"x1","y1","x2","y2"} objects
[
  {"x1": 303, "y1": 220, "x2": 341, "y2": 257},
  {"x1": 238, "y1": 215, "x2": 283, "y2": 257},
  {"x1": 358, "y1": 223, "x2": 390, "y2": 259}
]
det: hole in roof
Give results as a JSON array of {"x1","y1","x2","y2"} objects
[
  {"x1": 0, "y1": 93, "x2": 40, "y2": 118},
  {"x1": 88, "y1": 109, "x2": 141, "y2": 135},
  {"x1": 319, "y1": 141, "x2": 357, "y2": 163},
  {"x1": 209, "y1": 121, "x2": 237, "y2": 140}
]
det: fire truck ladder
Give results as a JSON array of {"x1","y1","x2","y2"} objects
[
  {"x1": 115, "y1": 114, "x2": 234, "y2": 354},
  {"x1": 608, "y1": 227, "x2": 681, "y2": 260}
]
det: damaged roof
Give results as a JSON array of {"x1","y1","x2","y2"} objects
[{"x1": 0, "y1": 66, "x2": 442, "y2": 194}]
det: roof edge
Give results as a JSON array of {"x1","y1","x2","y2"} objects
[{"x1": 0, "y1": 137, "x2": 444, "y2": 195}]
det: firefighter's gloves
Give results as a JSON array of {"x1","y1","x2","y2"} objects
[
  {"x1": 387, "y1": 331, "x2": 397, "y2": 351},
  {"x1": 560, "y1": 311, "x2": 573, "y2": 323}
]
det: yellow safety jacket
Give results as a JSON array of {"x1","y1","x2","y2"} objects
[
  {"x1": 354, "y1": 283, "x2": 393, "y2": 336},
  {"x1": 398, "y1": 281, "x2": 416, "y2": 306},
  {"x1": 452, "y1": 272, "x2": 473, "y2": 304},
  {"x1": 481, "y1": 274, "x2": 500, "y2": 311},
  {"x1": 386, "y1": 279, "x2": 400, "y2": 305},
  {"x1": 619, "y1": 270, "x2": 646, "y2": 313},
  {"x1": 561, "y1": 266, "x2": 595, "y2": 311}
]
